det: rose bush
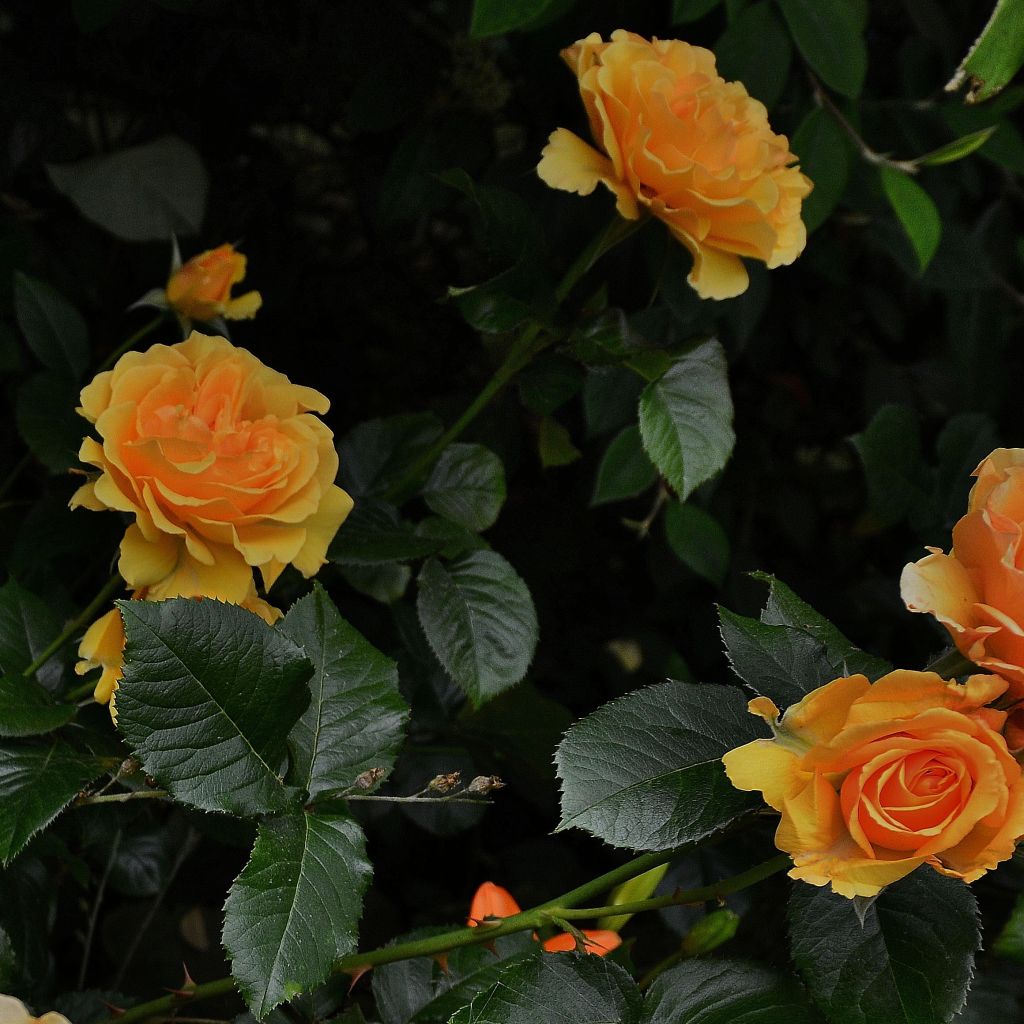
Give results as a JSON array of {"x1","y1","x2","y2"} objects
[
  {"x1": 723, "y1": 670, "x2": 1024, "y2": 897},
  {"x1": 537, "y1": 30, "x2": 812, "y2": 299}
]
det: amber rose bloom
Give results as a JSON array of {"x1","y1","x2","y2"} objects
[
  {"x1": 723, "y1": 670, "x2": 1024, "y2": 898},
  {"x1": 166, "y1": 243, "x2": 262, "y2": 324},
  {"x1": 902, "y1": 449, "x2": 1024, "y2": 696},
  {"x1": 70, "y1": 332, "x2": 352, "y2": 605},
  {"x1": 537, "y1": 30, "x2": 812, "y2": 300}
]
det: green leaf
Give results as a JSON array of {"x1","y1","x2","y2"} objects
[
  {"x1": 664, "y1": 503, "x2": 730, "y2": 586},
  {"x1": 422, "y1": 443, "x2": 506, "y2": 532},
  {"x1": 46, "y1": 135, "x2": 208, "y2": 242},
  {"x1": 416, "y1": 552, "x2": 538, "y2": 706},
  {"x1": 591, "y1": 425, "x2": 658, "y2": 507},
  {"x1": 752, "y1": 572, "x2": 871, "y2": 664},
  {"x1": 791, "y1": 107, "x2": 851, "y2": 232},
  {"x1": 116, "y1": 599, "x2": 312, "y2": 816},
  {"x1": 13, "y1": 273, "x2": 89, "y2": 379},
  {"x1": 850, "y1": 403, "x2": 929, "y2": 529},
  {"x1": 16, "y1": 372, "x2": 87, "y2": 473},
  {"x1": 0, "y1": 579, "x2": 67, "y2": 690},
  {"x1": 0, "y1": 740, "x2": 109, "y2": 865},
  {"x1": 879, "y1": 167, "x2": 942, "y2": 273},
  {"x1": 719, "y1": 572, "x2": 889, "y2": 706},
  {"x1": 715, "y1": 2, "x2": 793, "y2": 109},
  {"x1": 597, "y1": 864, "x2": 670, "y2": 932},
  {"x1": 637, "y1": 340, "x2": 735, "y2": 503},
  {"x1": 338, "y1": 414, "x2": 443, "y2": 498},
  {"x1": 518, "y1": 355, "x2": 583, "y2": 416},
  {"x1": 538, "y1": 417, "x2": 582, "y2": 468},
  {"x1": 282, "y1": 585, "x2": 408, "y2": 800},
  {"x1": 672, "y1": 0, "x2": 723, "y2": 23},
  {"x1": 946, "y1": 0, "x2": 1024, "y2": 103},
  {"x1": 789, "y1": 869, "x2": 980, "y2": 1024},
  {"x1": 641, "y1": 959, "x2": 823, "y2": 1023},
  {"x1": 469, "y1": 0, "x2": 560, "y2": 37},
  {"x1": 993, "y1": 891, "x2": 1024, "y2": 961},
  {"x1": 372, "y1": 934, "x2": 537, "y2": 1024},
  {"x1": 0, "y1": 676, "x2": 75, "y2": 737},
  {"x1": 717, "y1": 609, "x2": 834, "y2": 707},
  {"x1": 449, "y1": 953, "x2": 641, "y2": 1024},
  {"x1": 556, "y1": 680, "x2": 762, "y2": 851},
  {"x1": 917, "y1": 126, "x2": 999, "y2": 166},
  {"x1": 341, "y1": 563, "x2": 413, "y2": 604},
  {"x1": 776, "y1": 0, "x2": 868, "y2": 98},
  {"x1": 329, "y1": 500, "x2": 443, "y2": 566},
  {"x1": 223, "y1": 811, "x2": 372, "y2": 1018}
]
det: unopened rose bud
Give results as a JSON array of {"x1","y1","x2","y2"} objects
[
  {"x1": 428, "y1": 771, "x2": 462, "y2": 793},
  {"x1": 353, "y1": 767, "x2": 387, "y2": 791},
  {"x1": 466, "y1": 775, "x2": 505, "y2": 795}
]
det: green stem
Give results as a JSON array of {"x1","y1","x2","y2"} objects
[
  {"x1": 925, "y1": 647, "x2": 975, "y2": 678},
  {"x1": 384, "y1": 214, "x2": 643, "y2": 503},
  {"x1": 99, "y1": 313, "x2": 166, "y2": 372},
  {"x1": 24, "y1": 572, "x2": 122, "y2": 683},
  {"x1": 97, "y1": 850, "x2": 787, "y2": 1024},
  {"x1": 549, "y1": 854, "x2": 790, "y2": 921},
  {"x1": 76, "y1": 789, "x2": 170, "y2": 807}
]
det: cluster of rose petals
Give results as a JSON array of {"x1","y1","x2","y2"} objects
[
  {"x1": 70, "y1": 332, "x2": 352, "y2": 706},
  {"x1": 723, "y1": 670, "x2": 1024, "y2": 898},
  {"x1": 537, "y1": 30, "x2": 812, "y2": 300},
  {"x1": 903, "y1": 449, "x2": 1024, "y2": 702},
  {"x1": 165, "y1": 243, "x2": 262, "y2": 324}
]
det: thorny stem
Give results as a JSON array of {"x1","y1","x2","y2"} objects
[
  {"x1": 809, "y1": 73, "x2": 920, "y2": 174},
  {"x1": 76, "y1": 789, "x2": 170, "y2": 806},
  {"x1": 343, "y1": 794, "x2": 492, "y2": 805},
  {"x1": 97, "y1": 851, "x2": 789, "y2": 1024},
  {"x1": 25, "y1": 572, "x2": 122, "y2": 684},
  {"x1": 383, "y1": 215, "x2": 644, "y2": 503}
]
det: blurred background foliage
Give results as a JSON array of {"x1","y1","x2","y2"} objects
[{"x1": 1, "y1": 0, "x2": 1024, "y2": 1018}]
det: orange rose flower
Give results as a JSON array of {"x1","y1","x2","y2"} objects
[
  {"x1": 70, "y1": 332, "x2": 353, "y2": 605},
  {"x1": 76, "y1": 585, "x2": 281, "y2": 708},
  {"x1": 537, "y1": 31, "x2": 812, "y2": 300},
  {"x1": 166, "y1": 243, "x2": 262, "y2": 324},
  {"x1": 723, "y1": 670, "x2": 1024, "y2": 898},
  {"x1": 902, "y1": 449, "x2": 1024, "y2": 696},
  {"x1": 466, "y1": 882, "x2": 621, "y2": 956}
]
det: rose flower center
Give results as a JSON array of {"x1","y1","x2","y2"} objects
[
  {"x1": 840, "y1": 748, "x2": 970, "y2": 853},
  {"x1": 122, "y1": 365, "x2": 301, "y2": 519}
]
